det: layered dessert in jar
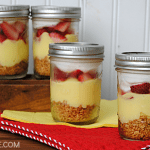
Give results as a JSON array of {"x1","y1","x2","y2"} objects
[
  {"x1": 49, "y1": 43, "x2": 104, "y2": 125},
  {"x1": 115, "y1": 52, "x2": 150, "y2": 140},
  {"x1": 0, "y1": 6, "x2": 29, "y2": 79},
  {"x1": 31, "y1": 6, "x2": 81, "y2": 79}
]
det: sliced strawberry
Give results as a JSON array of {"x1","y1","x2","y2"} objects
[
  {"x1": 36, "y1": 28, "x2": 47, "y2": 37},
  {"x1": 49, "y1": 32, "x2": 67, "y2": 43},
  {"x1": 65, "y1": 27, "x2": 74, "y2": 35},
  {"x1": 1, "y1": 21, "x2": 19, "y2": 40},
  {"x1": 87, "y1": 69, "x2": 97, "y2": 79},
  {"x1": 124, "y1": 96, "x2": 134, "y2": 100},
  {"x1": 54, "y1": 22, "x2": 71, "y2": 33},
  {"x1": 44, "y1": 26, "x2": 54, "y2": 33},
  {"x1": 129, "y1": 96, "x2": 134, "y2": 99},
  {"x1": 118, "y1": 88, "x2": 126, "y2": 95},
  {"x1": 130, "y1": 83, "x2": 150, "y2": 94},
  {"x1": 13, "y1": 21, "x2": 25, "y2": 34},
  {"x1": 78, "y1": 73, "x2": 92, "y2": 82},
  {"x1": 121, "y1": 89, "x2": 126, "y2": 95},
  {"x1": 0, "y1": 24, "x2": 3, "y2": 34},
  {"x1": 69, "y1": 69, "x2": 83, "y2": 78},
  {"x1": 53, "y1": 67, "x2": 68, "y2": 81},
  {"x1": 0, "y1": 34, "x2": 7, "y2": 43},
  {"x1": 19, "y1": 35, "x2": 26, "y2": 43}
]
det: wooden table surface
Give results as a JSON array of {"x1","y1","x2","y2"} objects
[
  {"x1": 0, "y1": 75, "x2": 57, "y2": 149},
  {"x1": 0, "y1": 130, "x2": 57, "y2": 150}
]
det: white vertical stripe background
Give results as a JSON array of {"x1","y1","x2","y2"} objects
[
  {"x1": 0, "y1": 0, "x2": 149, "y2": 99},
  {"x1": 110, "y1": 0, "x2": 119, "y2": 99},
  {"x1": 144, "y1": 0, "x2": 150, "y2": 52}
]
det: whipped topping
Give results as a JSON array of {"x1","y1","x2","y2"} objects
[
  {"x1": 118, "y1": 72, "x2": 150, "y2": 92},
  {"x1": 52, "y1": 61, "x2": 101, "y2": 72},
  {"x1": 33, "y1": 20, "x2": 58, "y2": 28}
]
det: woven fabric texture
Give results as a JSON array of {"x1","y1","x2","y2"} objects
[{"x1": 0, "y1": 116, "x2": 150, "y2": 150}]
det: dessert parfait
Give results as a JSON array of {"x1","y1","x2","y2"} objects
[
  {"x1": 0, "y1": 6, "x2": 29, "y2": 79},
  {"x1": 49, "y1": 43, "x2": 104, "y2": 125},
  {"x1": 115, "y1": 52, "x2": 150, "y2": 140},
  {"x1": 31, "y1": 6, "x2": 81, "y2": 79}
]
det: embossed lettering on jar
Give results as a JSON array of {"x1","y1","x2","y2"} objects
[{"x1": 115, "y1": 52, "x2": 150, "y2": 140}]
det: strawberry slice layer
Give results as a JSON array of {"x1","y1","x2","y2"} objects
[
  {"x1": 54, "y1": 22, "x2": 71, "y2": 33},
  {"x1": 87, "y1": 69, "x2": 97, "y2": 79},
  {"x1": 69, "y1": 69, "x2": 83, "y2": 78},
  {"x1": 130, "y1": 83, "x2": 150, "y2": 94},
  {"x1": 1, "y1": 21, "x2": 19, "y2": 40},
  {"x1": 118, "y1": 88, "x2": 126, "y2": 95},
  {"x1": 44, "y1": 27, "x2": 54, "y2": 33},
  {"x1": 49, "y1": 32, "x2": 67, "y2": 43},
  {"x1": 0, "y1": 34, "x2": 7, "y2": 43},
  {"x1": 36, "y1": 28, "x2": 47, "y2": 37},
  {"x1": 53, "y1": 67, "x2": 68, "y2": 81},
  {"x1": 78, "y1": 73, "x2": 92, "y2": 82},
  {"x1": 13, "y1": 21, "x2": 25, "y2": 34}
]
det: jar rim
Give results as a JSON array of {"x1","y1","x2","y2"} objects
[
  {"x1": 31, "y1": 5, "x2": 81, "y2": 18},
  {"x1": 0, "y1": 5, "x2": 30, "y2": 17},
  {"x1": 115, "y1": 52, "x2": 150, "y2": 70},
  {"x1": 49, "y1": 42, "x2": 104, "y2": 59}
]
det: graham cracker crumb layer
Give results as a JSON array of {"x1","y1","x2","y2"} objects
[
  {"x1": 51, "y1": 100, "x2": 99, "y2": 124},
  {"x1": 0, "y1": 61, "x2": 28, "y2": 76},
  {"x1": 34, "y1": 56, "x2": 50, "y2": 76},
  {"x1": 119, "y1": 112, "x2": 150, "y2": 140}
]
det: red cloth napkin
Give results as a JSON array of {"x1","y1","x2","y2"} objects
[{"x1": 0, "y1": 116, "x2": 150, "y2": 150}]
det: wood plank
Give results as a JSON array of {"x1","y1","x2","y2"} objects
[
  {"x1": 0, "y1": 75, "x2": 50, "y2": 112},
  {"x1": 0, "y1": 75, "x2": 57, "y2": 149},
  {"x1": 0, "y1": 130, "x2": 56, "y2": 150}
]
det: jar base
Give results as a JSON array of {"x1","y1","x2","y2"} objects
[
  {"x1": 119, "y1": 133, "x2": 146, "y2": 141},
  {"x1": 34, "y1": 71, "x2": 50, "y2": 80},
  {"x1": 53, "y1": 116, "x2": 99, "y2": 125},
  {"x1": 0, "y1": 71, "x2": 27, "y2": 80}
]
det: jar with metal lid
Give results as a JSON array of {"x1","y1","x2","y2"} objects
[
  {"x1": 31, "y1": 6, "x2": 81, "y2": 79},
  {"x1": 0, "y1": 5, "x2": 29, "y2": 79},
  {"x1": 115, "y1": 52, "x2": 150, "y2": 140},
  {"x1": 49, "y1": 42, "x2": 104, "y2": 125}
]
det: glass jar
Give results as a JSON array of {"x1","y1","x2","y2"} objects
[
  {"x1": 115, "y1": 52, "x2": 150, "y2": 140},
  {"x1": 49, "y1": 42, "x2": 104, "y2": 125},
  {"x1": 0, "y1": 5, "x2": 29, "y2": 79},
  {"x1": 31, "y1": 6, "x2": 81, "y2": 79}
]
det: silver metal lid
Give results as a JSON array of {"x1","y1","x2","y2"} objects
[
  {"x1": 49, "y1": 42, "x2": 104, "y2": 59},
  {"x1": 115, "y1": 52, "x2": 150, "y2": 70},
  {"x1": 31, "y1": 6, "x2": 81, "y2": 18},
  {"x1": 0, "y1": 5, "x2": 30, "y2": 17}
]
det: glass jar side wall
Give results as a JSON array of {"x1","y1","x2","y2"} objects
[
  {"x1": 50, "y1": 57, "x2": 103, "y2": 125},
  {"x1": 116, "y1": 69, "x2": 150, "y2": 140},
  {"x1": 0, "y1": 17, "x2": 29, "y2": 79},
  {"x1": 32, "y1": 18, "x2": 80, "y2": 79}
]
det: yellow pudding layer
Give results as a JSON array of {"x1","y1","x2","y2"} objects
[
  {"x1": 50, "y1": 78, "x2": 101, "y2": 108},
  {"x1": 0, "y1": 40, "x2": 28, "y2": 67},
  {"x1": 118, "y1": 92, "x2": 150, "y2": 123},
  {"x1": 65, "y1": 34, "x2": 78, "y2": 42},
  {"x1": 33, "y1": 32, "x2": 78, "y2": 60}
]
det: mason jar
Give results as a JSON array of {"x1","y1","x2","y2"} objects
[
  {"x1": 115, "y1": 52, "x2": 150, "y2": 140},
  {"x1": 0, "y1": 5, "x2": 29, "y2": 79},
  {"x1": 49, "y1": 42, "x2": 104, "y2": 125},
  {"x1": 31, "y1": 6, "x2": 81, "y2": 79}
]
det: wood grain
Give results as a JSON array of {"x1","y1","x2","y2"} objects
[
  {"x1": 0, "y1": 75, "x2": 50, "y2": 113},
  {"x1": 0, "y1": 130, "x2": 57, "y2": 150}
]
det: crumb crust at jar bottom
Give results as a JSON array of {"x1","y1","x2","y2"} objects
[
  {"x1": 34, "y1": 56, "x2": 50, "y2": 78},
  {"x1": 118, "y1": 113, "x2": 150, "y2": 141},
  {"x1": 0, "y1": 61, "x2": 28, "y2": 78},
  {"x1": 51, "y1": 100, "x2": 99, "y2": 125}
]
